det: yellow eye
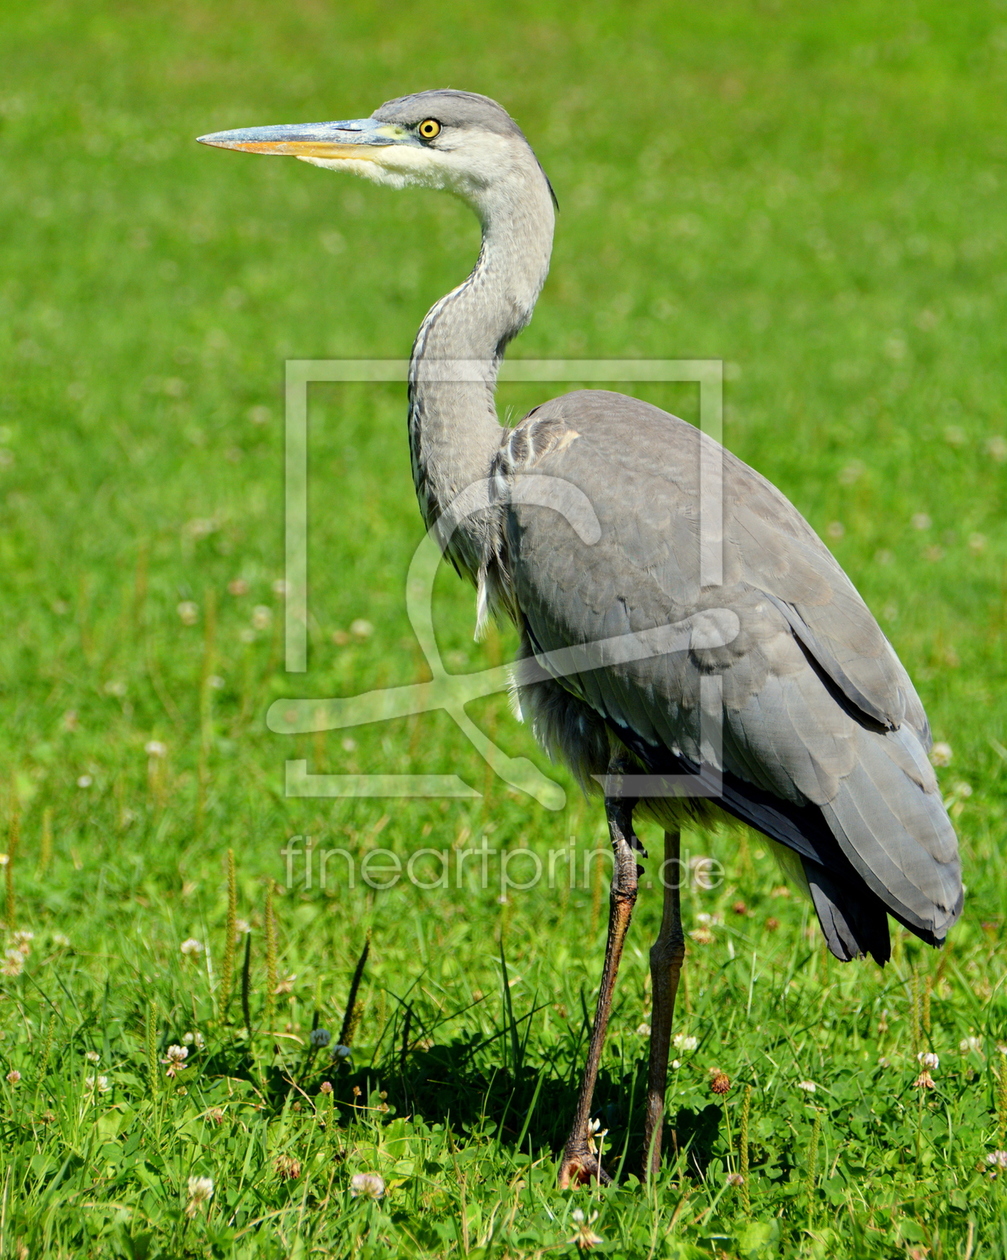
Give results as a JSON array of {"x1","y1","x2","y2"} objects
[{"x1": 418, "y1": 119, "x2": 441, "y2": 140}]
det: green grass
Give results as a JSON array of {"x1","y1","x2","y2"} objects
[{"x1": 2, "y1": 0, "x2": 1007, "y2": 1254}]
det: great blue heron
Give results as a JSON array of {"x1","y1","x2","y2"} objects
[{"x1": 199, "y1": 91, "x2": 962, "y2": 1186}]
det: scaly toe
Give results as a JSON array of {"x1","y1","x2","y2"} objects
[{"x1": 558, "y1": 1148, "x2": 612, "y2": 1188}]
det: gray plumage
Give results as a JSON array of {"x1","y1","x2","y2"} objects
[
  {"x1": 496, "y1": 391, "x2": 960, "y2": 961},
  {"x1": 199, "y1": 89, "x2": 963, "y2": 1180}
]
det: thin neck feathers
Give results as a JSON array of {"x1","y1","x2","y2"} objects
[{"x1": 407, "y1": 150, "x2": 555, "y2": 577}]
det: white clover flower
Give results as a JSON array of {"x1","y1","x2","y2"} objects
[
  {"x1": 568, "y1": 1207, "x2": 603, "y2": 1249},
  {"x1": 310, "y1": 1027, "x2": 332, "y2": 1048},
  {"x1": 960, "y1": 1036, "x2": 983, "y2": 1054},
  {"x1": 838, "y1": 460, "x2": 864, "y2": 486},
  {"x1": 349, "y1": 1172, "x2": 385, "y2": 1199},
  {"x1": 162, "y1": 1045, "x2": 188, "y2": 1078},
  {"x1": 186, "y1": 1175, "x2": 214, "y2": 1216},
  {"x1": 797, "y1": 1080, "x2": 817, "y2": 1093},
  {"x1": 182, "y1": 1031, "x2": 205, "y2": 1050},
  {"x1": 85, "y1": 1050, "x2": 100, "y2": 1064},
  {"x1": 180, "y1": 938, "x2": 203, "y2": 956},
  {"x1": 145, "y1": 740, "x2": 167, "y2": 757},
  {"x1": 918, "y1": 1051, "x2": 939, "y2": 1070},
  {"x1": 52, "y1": 932, "x2": 70, "y2": 948},
  {"x1": 929, "y1": 742, "x2": 953, "y2": 768},
  {"x1": 184, "y1": 518, "x2": 216, "y2": 539},
  {"x1": 689, "y1": 859, "x2": 718, "y2": 892},
  {"x1": 12, "y1": 930, "x2": 33, "y2": 955},
  {"x1": 672, "y1": 1033, "x2": 699, "y2": 1052},
  {"x1": 726, "y1": 1171, "x2": 744, "y2": 1186},
  {"x1": 274, "y1": 1153, "x2": 301, "y2": 1180},
  {"x1": 177, "y1": 601, "x2": 199, "y2": 626},
  {"x1": 234, "y1": 919, "x2": 251, "y2": 937},
  {"x1": 6, "y1": 1070, "x2": 20, "y2": 1085},
  {"x1": 585, "y1": 1116, "x2": 608, "y2": 1155},
  {"x1": 76, "y1": 775, "x2": 93, "y2": 788},
  {"x1": 86, "y1": 1074, "x2": 110, "y2": 1095},
  {"x1": 1, "y1": 950, "x2": 24, "y2": 977},
  {"x1": 987, "y1": 1151, "x2": 1007, "y2": 1169}
]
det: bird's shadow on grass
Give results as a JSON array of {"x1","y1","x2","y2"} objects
[
  {"x1": 312, "y1": 1033, "x2": 723, "y2": 1182},
  {"x1": 242, "y1": 941, "x2": 725, "y2": 1181}
]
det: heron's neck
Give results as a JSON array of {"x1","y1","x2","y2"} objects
[{"x1": 408, "y1": 174, "x2": 554, "y2": 573}]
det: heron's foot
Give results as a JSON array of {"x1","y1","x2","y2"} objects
[{"x1": 558, "y1": 1142, "x2": 612, "y2": 1188}]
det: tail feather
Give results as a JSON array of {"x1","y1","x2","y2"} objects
[
  {"x1": 803, "y1": 858, "x2": 891, "y2": 965},
  {"x1": 820, "y1": 727, "x2": 962, "y2": 943}
]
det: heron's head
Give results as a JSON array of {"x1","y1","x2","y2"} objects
[{"x1": 198, "y1": 90, "x2": 555, "y2": 221}]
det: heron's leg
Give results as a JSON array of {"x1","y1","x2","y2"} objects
[
  {"x1": 558, "y1": 793, "x2": 641, "y2": 1188},
  {"x1": 643, "y1": 828, "x2": 685, "y2": 1180}
]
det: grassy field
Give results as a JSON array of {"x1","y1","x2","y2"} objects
[{"x1": 2, "y1": 0, "x2": 1007, "y2": 1254}]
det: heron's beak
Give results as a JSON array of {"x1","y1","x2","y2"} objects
[{"x1": 197, "y1": 117, "x2": 416, "y2": 161}]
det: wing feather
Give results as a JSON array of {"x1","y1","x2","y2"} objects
[{"x1": 496, "y1": 390, "x2": 962, "y2": 955}]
